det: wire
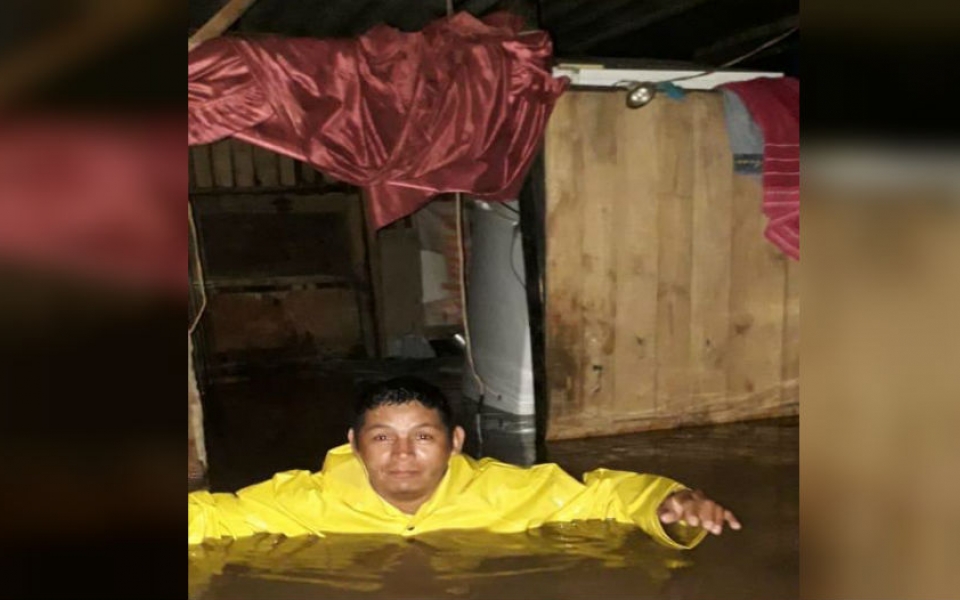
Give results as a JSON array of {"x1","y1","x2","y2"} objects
[
  {"x1": 500, "y1": 202, "x2": 520, "y2": 217},
  {"x1": 611, "y1": 25, "x2": 798, "y2": 93},
  {"x1": 667, "y1": 26, "x2": 798, "y2": 83},
  {"x1": 456, "y1": 193, "x2": 487, "y2": 452},
  {"x1": 188, "y1": 201, "x2": 208, "y2": 336},
  {"x1": 510, "y1": 225, "x2": 527, "y2": 290}
]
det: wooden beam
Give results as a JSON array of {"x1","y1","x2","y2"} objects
[{"x1": 188, "y1": 0, "x2": 260, "y2": 53}]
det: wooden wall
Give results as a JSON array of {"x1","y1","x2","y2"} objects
[{"x1": 543, "y1": 91, "x2": 799, "y2": 440}]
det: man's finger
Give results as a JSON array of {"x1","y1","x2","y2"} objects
[
  {"x1": 658, "y1": 495, "x2": 684, "y2": 523},
  {"x1": 697, "y1": 500, "x2": 717, "y2": 533},
  {"x1": 712, "y1": 504, "x2": 724, "y2": 535},
  {"x1": 684, "y1": 500, "x2": 699, "y2": 528},
  {"x1": 659, "y1": 510, "x2": 678, "y2": 524},
  {"x1": 724, "y1": 509, "x2": 742, "y2": 530}
]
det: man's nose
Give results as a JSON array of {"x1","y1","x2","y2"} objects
[{"x1": 392, "y1": 438, "x2": 414, "y2": 457}]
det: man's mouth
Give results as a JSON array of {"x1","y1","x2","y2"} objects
[{"x1": 387, "y1": 470, "x2": 419, "y2": 478}]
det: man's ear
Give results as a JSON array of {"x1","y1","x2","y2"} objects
[
  {"x1": 451, "y1": 426, "x2": 465, "y2": 455},
  {"x1": 348, "y1": 428, "x2": 357, "y2": 451}
]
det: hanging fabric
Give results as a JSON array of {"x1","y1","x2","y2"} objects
[{"x1": 188, "y1": 11, "x2": 567, "y2": 229}]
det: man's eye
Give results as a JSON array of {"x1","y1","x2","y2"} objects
[
  {"x1": 373, "y1": 434, "x2": 389, "y2": 441},
  {"x1": 417, "y1": 433, "x2": 433, "y2": 440}
]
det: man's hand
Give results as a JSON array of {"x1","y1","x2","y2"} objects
[{"x1": 657, "y1": 489, "x2": 741, "y2": 535}]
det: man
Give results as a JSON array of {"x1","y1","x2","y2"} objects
[{"x1": 189, "y1": 377, "x2": 741, "y2": 549}]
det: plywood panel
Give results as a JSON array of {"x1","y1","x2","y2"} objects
[
  {"x1": 782, "y1": 258, "x2": 800, "y2": 402},
  {"x1": 653, "y1": 97, "x2": 695, "y2": 414},
  {"x1": 688, "y1": 94, "x2": 734, "y2": 408},
  {"x1": 726, "y1": 174, "x2": 787, "y2": 407},
  {"x1": 610, "y1": 95, "x2": 661, "y2": 419},
  {"x1": 544, "y1": 92, "x2": 585, "y2": 421},
  {"x1": 544, "y1": 90, "x2": 798, "y2": 440},
  {"x1": 577, "y1": 92, "x2": 620, "y2": 418}
]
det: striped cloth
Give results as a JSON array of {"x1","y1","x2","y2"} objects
[{"x1": 720, "y1": 77, "x2": 800, "y2": 260}]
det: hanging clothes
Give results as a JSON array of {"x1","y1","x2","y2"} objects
[
  {"x1": 720, "y1": 89, "x2": 764, "y2": 176},
  {"x1": 720, "y1": 77, "x2": 800, "y2": 260}
]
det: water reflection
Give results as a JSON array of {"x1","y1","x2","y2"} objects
[{"x1": 189, "y1": 522, "x2": 694, "y2": 599}]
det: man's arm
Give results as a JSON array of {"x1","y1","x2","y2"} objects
[
  {"x1": 582, "y1": 468, "x2": 709, "y2": 550},
  {"x1": 536, "y1": 466, "x2": 738, "y2": 550},
  {"x1": 188, "y1": 470, "x2": 327, "y2": 545}
]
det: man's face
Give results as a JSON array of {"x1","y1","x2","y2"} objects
[{"x1": 348, "y1": 401, "x2": 464, "y2": 512}]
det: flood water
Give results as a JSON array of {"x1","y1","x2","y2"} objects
[{"x1": 190, "y1": 413, "x2": 798, "y2": 599}]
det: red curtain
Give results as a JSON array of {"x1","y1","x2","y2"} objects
[{"x1": 188, "y1": 12, "x2": 568, "y2": 228}]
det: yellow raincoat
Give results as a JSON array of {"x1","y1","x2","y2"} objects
[{"x1": 188, "y1": 444, "x2": 707, "y2": 550}]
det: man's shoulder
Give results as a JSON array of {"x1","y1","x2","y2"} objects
[
  {"x1": 466, "y1": 456, "x2": 574, "y2": 481},
  {"x1": 238, "y1": 469, "x2": 321, "y2": 494}
]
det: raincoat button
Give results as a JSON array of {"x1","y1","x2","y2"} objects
[{"x1": 406, "y1": 526, "x2": 415, "y2": 531}]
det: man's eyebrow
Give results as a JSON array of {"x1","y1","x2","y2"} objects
[{"x1": 364, "y1": 423, "x2": 441, "y2": 431}]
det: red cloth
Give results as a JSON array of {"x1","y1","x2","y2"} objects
[
  {"x1": 0, "y1": 117, "x2": 187, "y2": 293},
  {"x1": 188, "y1": 11, "x2": 567, "y2": 228},
  {"x1": 721, "y1": 77, "x2": 800, "y2": 260}
]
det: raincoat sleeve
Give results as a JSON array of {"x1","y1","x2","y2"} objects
[
  {"x1": 539, "y1": 465, "x2": 708, "y2": 550},
  {"x1": 587, "y1": 468, "x2": 709, "y2": 550},
  {"x1": 188, "y1": 470, "x2": 326, "y2": 545}
]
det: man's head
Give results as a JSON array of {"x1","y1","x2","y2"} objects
[{"x1": 347, "y1": 377, "x2": 465, "y2": 514}]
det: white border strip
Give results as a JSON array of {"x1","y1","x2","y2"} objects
[{"x1": 552, "y1": 66, "x2": 782, "y2": 90}]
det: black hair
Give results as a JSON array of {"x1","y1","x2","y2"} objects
[{"x1": 352, "y1": 376, "x2": 455, "y2": 438}]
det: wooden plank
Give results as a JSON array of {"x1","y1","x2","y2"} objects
[
  {"x1": 190, "y1": 145, "x2": 214, "y2": 188},
  {"x1": 653, "y1": 98, "x2": 695, "y2": 414},
  {"x1": 781, "y1": 257, "x2": 800, "y2": 402},
  {"x1": 688, "y1": 93, "x2": 734, "y2": 409},
  {"x1": 547, "y1": 386, "x2": 797, "y2": 440},
  {"x1": 544, "y1": 92, "x2": 586, "y2": 423},
  {"x1": 278, "y1": 155, "x2": 298, "y2": 186},
  {"x1": 231, "y1": 139, "x2": 256, "y2": 187},
  {"x1": 188, "y1": 0, "x2": 261, "y2": 52},
  {"x1": 210, "y1": 139, "x2": 234, "y2": 187},
  {"x1": 611, "y1": 94, "x2": 662, "y2": 418},
  {"x1": 577, "y1": 92, "x2": 620, "y2": 418},
  {"x1": 253, "y1": 145, "x2": 280, "y2": 186},
  {"x1": 726, "y1": 172, "x2": 788, "y2": 406}
]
